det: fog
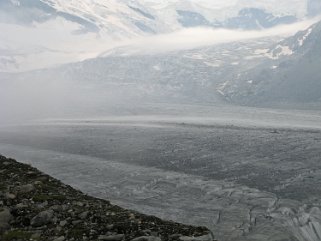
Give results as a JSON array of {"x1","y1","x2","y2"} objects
[
  {"x1": 103, "y1": 18, "x2": 319, "y2": 56},
  {"x1": 0, "y1": 17, "x2": 320, "y2": 125},
  {"x1": 0, "y1": 77, "x2": 143, "y2": 124}
]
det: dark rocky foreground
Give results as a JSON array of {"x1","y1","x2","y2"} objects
[{"x1": 0, "y1": 155, "x2": 213, "y2": 241}]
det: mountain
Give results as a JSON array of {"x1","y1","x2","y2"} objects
[
  {"x1": 0, "y1": 0, "x2": 312, "y2": 73},
  {"x1": 141, "y1": 0, "x2": 307, "y2": 29},
  {"x1": 0, "y1": 0, "x2": 166, "y2": 38},
  {"x1": 0, "y1": 0, "x2": 175, "y2": 72},
  {"x1": 224, "y1": 8, "x2": 297, "y2": 30},
  {"x1": 308, "y1": 0, "x2": 321, "y2": 17},
  {"x1": 0, "y1": 36, "x2": 280, "y2": 108},
  {"x1": 168, "y1": 7, "x2": 297, "y2": 30},
  {"x1": 219, "y1": 20, "x2": 321, "y2": 106}
]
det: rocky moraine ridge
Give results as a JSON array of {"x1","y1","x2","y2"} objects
[{"x1": 0, "y1": 155, "x2": 213, "y2": 241}]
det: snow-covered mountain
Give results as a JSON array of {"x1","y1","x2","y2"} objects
[
  {"x1": 0, "y1": 0, "x2": 317, "y2": 73},
  {"x1": 308, "y1": 0, "x2": 321, "y2": 17},
  {"x1": 224, "y1": 8, "x2": 297, "y2": 30},
  {"x1": 0, "y1": 34, "x2": 284, "y2": 105},
  {"x1": 0, "y1": 0, "x2": 169, "y2": 38},
  {"x1": 141, "y1": 0, "x2": 307, "y2": 29},
  {"x1": 0, "y1": 0, "x2": 179, "y2": 72},
  {"x1": 219, "y1": 20, "x2": 321, "y2": 106}
]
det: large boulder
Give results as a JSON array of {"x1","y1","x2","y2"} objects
[
  {"x1": 0, "y1": 208, "x2": 13, "y2": 232},
  {"x1": 31, "y1": 210, "x2": 54, "y2": 227}
]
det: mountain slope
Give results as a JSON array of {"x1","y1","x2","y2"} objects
[
  {"x1": 0, "y1": 0, "x2": 170, "y2": 72},
  {"x1": 142, "y1": 0, "x2": 307, "y2": 29},
  {"x1": 0, "y1": 0, "x2": 313, "y2": 73},
  {"x1": 220, "y1": 21, "x2": 321, "y2": 106},
  {"x1": 308, "y1": 0, "x2": 321, "y2": 17},
  {"x1": 224, "y1": 8, "x2": 297, "y2": 30},
  {"x1": 0, "y1": 0, "x2": 166, "y2": 38}
]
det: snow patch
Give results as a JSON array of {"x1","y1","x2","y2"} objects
[
  {"x1": 298, "y1": 28, "x2": 313, "y2": 46},
  {"x1": 267, "y1": 44, "x2": 294, "y2": 59}
]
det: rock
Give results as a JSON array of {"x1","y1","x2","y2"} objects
[
  {"x1": 53, "y1": 236, "x2": 65, "y2": 241},
  {"x1": 0, "y1": 208, "x2": 13, "y2": 232},
  {"x1": 141, "y1": 229, "x2": 151, "y2": 235},
  {"x1": 27, "y1": 171, "x2": 37, "y2": 175},
  {"x1": 37, "y1": 201, "x2": 49, "y2": 209},
  {"x1": 31, "y1": 210, "x2": 54, "y2": 227},
  {"x1": 179, "y1": 235, "x2": 212, "y2": 241},
  {"x1": 72, "y1": 220, "x2": 82, "y2": 225},
  {"x1": 5, "y1": 193, "x2": 16, "y2": 200},
  {"x1": 15, "y1": 203, "x2": 28, "y2": 209},
  {"x1": 79, "y1": 211, "x2": 89, "y2": 220},
  {"x1": 34, "y1": 181, "x2": 43, "y2": 186},
  {"x1": 16, "y1": 184, "x2": 35, "y2": 194},
  {"x1": 36, "y1": 176, "x2": 49, "y2": 182},
  {"x1": 50, "y1": 205, "x2": 63, "y2": 212},
  {"x1": 75, "y1": 201, "x2": 85, "y2": 207},
  {"x1": 106, "y1": 224, "x2": 114, "y2": 230},
  {"x1": 59, "y1": 220, "x2": 68, "y2": 227},
  {"x1": 30, "y1": 233, "x2": 42, "y2": 240},
  {"x1": 169, "y1": 234, "x2": 182, "y2": 239},
  {"x1": 98, "y1": 234, "x2": 125, "y2": 241},
  {"x1": 131, "y1": 236, "x2": 161, "y2": 241}
]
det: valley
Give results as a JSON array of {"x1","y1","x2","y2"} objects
[{"x1": 0, "y1": 106, "x2": 321, "y2": 241}]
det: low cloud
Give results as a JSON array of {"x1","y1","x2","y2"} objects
[{"x1": 102, "y1": 18, "x2": 320, "y2": 56}]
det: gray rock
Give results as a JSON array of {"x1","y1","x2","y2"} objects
[
  {"x1": 31, "y1": 210, "x2": 54, "y2": 227},
  {"x1": 34, "y1": 181, "x2": 43, "y2": 186},
  {"x1": 53, "y1": 236, "x2": 65, "y2": 241},
  {"x1": 0, "y1": 208, "x2": 13, "y2": 222},
  {"x1": 179, "y1": 235, "x2": 212, "y2": 241},
  {"x1": 169, "y1": 234, "x2": 182, "y2": 239},
  {"x1": 37, "y1": 201, "x2": 49, "y2": 209},
  {"x1": 16, "y1": 184, "x2": 35, "y2": 194},
  {"x1": 72, "y1": 220, "x2": 82, "y2": 225},
  {"x1": 131, "y1": 236, "x2": 161, "y2": 241},
  {"x1": 5, "y1": 193, "x2": 16, "y2": 200},
  {"x1": 75, "y1": 201, "x2": 85, "y2": 207},
  {"x1": 50, "y1": 205, "x2": 63, "y2": 211},
  {"x1": 30, "y1": 233, "x2": 42, "y2": 240},
  {"x1": 15, "y1": 203, "x2": 28, "y2": 209},
  {"x1": 79, "y1": 211, "x2": 89, "y2": 220},
  {"x1": 106, "y1": 224, "x2": 114, "y2": 230},
  {"x1": 98, "y1": 234, "x2": 125, "y2": 241},
  {"x1": 59, "y1": 220, "x2": 68, "y2": 227},
  {"x1": 0, "y1": 208, "x2": 13, "y2": 232}
]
